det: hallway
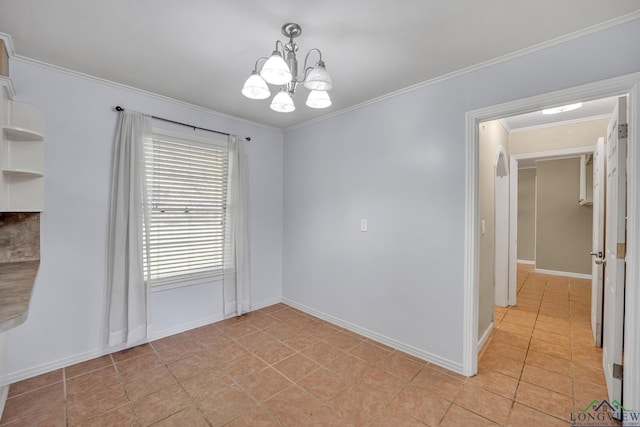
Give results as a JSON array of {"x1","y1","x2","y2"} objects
[{"x1": 477, "y1": 264, "x2": 612, "y2": 425}]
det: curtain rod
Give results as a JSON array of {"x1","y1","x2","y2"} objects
[{"x1": 114, "y1": 106, "x2": 251, "y2": 141}]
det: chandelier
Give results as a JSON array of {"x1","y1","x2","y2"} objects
[{"x1": 241, "y1": 23, "x2": 333, "y2": 113}]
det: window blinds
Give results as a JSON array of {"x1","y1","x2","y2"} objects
[{"x1": 144, "y1": 134, "x2": 227, "y2": 283}]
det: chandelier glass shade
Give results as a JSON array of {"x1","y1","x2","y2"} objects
[
  {"x1": 241, "y1": 71, "x2": 271, "y2": 99},
  {"x1": 242, "y1": 23, "x2": 333, "y2": 113},
  {"x1": 271, "y1": 90, "x2": 296, "y2": 113},
  {"x1": 260, "y1": 51, "x2": 292, "y2": 86},
  {"x1": 305, "y1": 90, "x2": 332, "y2": 109}
]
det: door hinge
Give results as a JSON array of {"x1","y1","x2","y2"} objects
[
  {"x1": 618, "y1": 123, "x2": 628, "y2": 139},
  {"x1": 613, "y1": 363, "x2": 623, "y2": 380},
  {"x1": 617, "y1": 243, "x2": 627, "y2": 259}
]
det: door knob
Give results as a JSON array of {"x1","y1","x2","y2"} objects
[{"x1": 595, "y1": 258, "x2": 606, "y2": 265}]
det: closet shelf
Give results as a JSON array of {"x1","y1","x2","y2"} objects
[
  {"x1": 2, "y1": 168, "x2": 44, "y2": 177},
  {"x1": 2, "y1": 125, "x2": 44, "y2": 142}
]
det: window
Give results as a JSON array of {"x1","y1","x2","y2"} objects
[{"x1": 143, "y1": 129, "x2": 228, "y2": 288}]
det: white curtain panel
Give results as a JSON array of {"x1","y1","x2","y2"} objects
[
  {"x1": 223, "y1": 135, "x2": 251, "y2": 316},
  {"x1": 107, "y1": 110, "x2": 152, "y2": 347}
]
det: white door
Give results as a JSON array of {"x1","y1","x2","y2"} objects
[
  {"x1": 603, "y1": 96, "x2": 627, "y2": 403},
  {"x1": 591, "y1": 137, "x2": 605, "y2": 347},
  {"x1": 494, "y1": 147, "x2": 509, "y2": 307}
]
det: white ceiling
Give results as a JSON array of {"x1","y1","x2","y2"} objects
[
  {"x1": 1, "y1": 1, "x2": 639, "y2": 129},
  {"x1": 503, "y1": 96, "x2": 619, "y2": 131}
]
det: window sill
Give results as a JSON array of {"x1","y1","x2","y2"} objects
[{"x1": 148, "y1": 271, "x2": 223, "y2": 292}]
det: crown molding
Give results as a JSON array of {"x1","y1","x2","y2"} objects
[
  {"x1": 286, "y1": 11, "x2": 640, "y2": 132},
  {"x1": 0, "y1": 32, "x2": 15, "y2": 57},
  {"x1": 10, "y1": 55, "x2": 282, "y2": 135},
  {"x1": 498, "y1": 119, "x2": 512, "y2": 133}
]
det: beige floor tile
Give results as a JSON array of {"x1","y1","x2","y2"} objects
[
  {"x1": 1, "y1": 293, "x2": 611, "y2": 427},
  {"x1": 297, "y1": 405, "x2": 356, "y2": 426},
  {"x1": 7, "y1": 369, "x2": 63, "y2": 398},
  {"x1": 467, "y1": 369, "x2": 519, "y2": 399},
  {"x1": 410, "y1": 365, "x2": 466, "y2": 402},
  {"x1": 440, "y1": 404, "x2": 499, "y2": 426},
  {"x1": 115, "y1": 352, "x2": 164, "y2": 379},
  {"x1": 273, "y1": 353, "x2": 321, "y2": 382},
  {"x1": 65, "y1": 356, "x2": 113, "y2": 380},
  {"x1": 478, "y1": 354, "x2": 524, "y2": 379},
  {"x1": 81, "y1": 403, "x2": 138, "y2": 427},
  {"x1": 226, "y1": 407, "x2": 281, "y2": 427},
  {"x1": 221, "y1": 352, "x2": 268, "y2": 381},
  {"x1": 1, "y1": 382, "x2": 65, "y2": 424},
  {"x1": 221, "y1": 321, "x2": 261, "y2": 339},
  {"x1": 67, "y1": 383, "x2": 129, "y2": 426},
  {"x1": 357, "y1": 368, "x2": 405, "y2": 401},
  {"x1": 573, "y1": 362, "x2": 606, "y2": 387},
  {"x1": 525, "y1": 350, "x2": 572, "y2": 376},
  {"x1": 263, "y1": 385, "x2": 321, "y2": 427},
  {"x1": 454, "y1": 384, "x2": 513, "y2": 425},
  {"x1": 197, "y1": 385, "x2": 257, "y2": 426},
  {"x1": 110, "y1": 343, "x2": 153, "y2": 363},
  {"x1": 66, "y1": 365, "x2": 120, "y2": 400},
  {"x1": 297, "y1": 367, "x2": 349, "y2": 402},
  {"x1": 0, "y1": 402, "x2": 66, "y2": 427},
  {"x1": 516, "y1": 382, "x2": 574, "y2": 419},
  {"x1": 279, "y1": 332, "x2": 320, "y2": 351},
  {"x1": 521, "y1": 364, "x2": 573, "y2": 397},
  {"x1": 573, "y1": 379, "x2": 609, "y2": 407},
  {"x1": 507, "y1": 402, "x2": 569, "y2": 426},
  {"x1": 483, "y1": 341, "x2": 528, "y2": 362},
  {"x1": 238, "y1": 367, "x2": 293, "y2": 402},
  {"x1": 302, "y1": 341, "x2": 345, "y2": 366},
  {"x1": 391, "y1": 384, "x2": 451, "y2": 425},
  {"x1": 252, "y1": 340, "x2": 295, "y2": 365},
  {"x1": 377, "y1": 351, "x2": 424, "y2": 382},
  {"x1": 121, "y1": 365, "x2": 177, "y2": 401},
  {"x1": 326, "y1": 383, "x2": 392, "y2": 426},
  {"x1": 347, "y1": 340, "x2": 393, "y2": 365}
]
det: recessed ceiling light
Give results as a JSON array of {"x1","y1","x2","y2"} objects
[{"x1": 542, "y1": 102, "x2": 583, "y2": 115}]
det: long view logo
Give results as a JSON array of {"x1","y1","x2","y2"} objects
[{"x1": 570, "y1": 400, "x2": 640, "y2": 427}]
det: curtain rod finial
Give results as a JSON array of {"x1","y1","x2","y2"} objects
[{"x1": 115, "y1": 106, "x2": 124, "y2": 112}]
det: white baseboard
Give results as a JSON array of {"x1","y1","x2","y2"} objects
[
  {"x1": 517, "y1": 259, "x2": 536, "y2": 265},
  {"x1": 282, "y1": 298, "x2": 464, "y2": 375},
  {"x1": 478, "y1": 322, "x2": 494, "y2": 352},
  {"x1": 0, "y1": 384, "x2": 8, "y2": 420},
  {"x1": 1, "y1": 348, "x2": 106, "y2": 387},
  {"x1": 250, "y1": 297, "x2": 282, "y2": 311},
  {"x1": 150, "y1": 314, "x2": 224, "y2": 341},
  {"x1": 533, "y1": 268, "x2": 592, "y2": 280}
]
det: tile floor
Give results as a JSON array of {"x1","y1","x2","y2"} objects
[{"x1": 0, "y1": 264, "x2": 611, "y2": 426}]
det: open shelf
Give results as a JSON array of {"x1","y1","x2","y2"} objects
[
  {"x1": 2, "y1": 168, "x2": 44, "y2": 177},
  {"x1": 2, "y1": 125, "x2": 44, "y2": 142}
]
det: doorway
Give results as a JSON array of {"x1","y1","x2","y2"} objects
[{"x1": 463, "y1": 73, "x2": 640, "y2": 411}]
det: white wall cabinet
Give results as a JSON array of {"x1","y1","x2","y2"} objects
[{"x1": 0, "y1": 79, "x2": 44, "y2": 212}]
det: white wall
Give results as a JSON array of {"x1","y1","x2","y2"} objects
[
  {"x1": 282, "y1": 18, "x2": 640, "y2": 371},
  {"x1": 3, "y1": 60, "x2": 283, "y2": 382}
]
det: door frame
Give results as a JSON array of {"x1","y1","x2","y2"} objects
[
  {"x1": 463, "y1": 72, "x2": 640, "y2": 410},
  {"x1": 508, "y1": 146, "x2": 598, "y2": 292},
  {"x1": 494, "y1": 145, "x2": 510, "y2": 307}
]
